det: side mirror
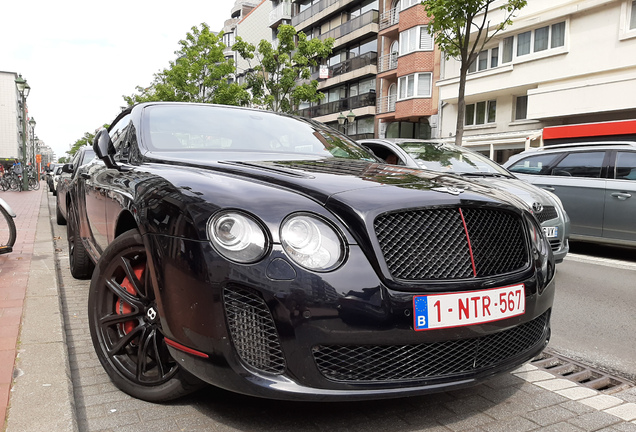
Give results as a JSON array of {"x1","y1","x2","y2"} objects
[
  {"x1": 93, "y1": 128, "x2": 118, "y2": 169},
  {"x1": 62, "y1": 163, "x2": 74, "y2": 174}
]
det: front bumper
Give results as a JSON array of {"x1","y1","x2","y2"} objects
[{"x1": 146, "y1": 234, "x2": 555, "y2": 401}]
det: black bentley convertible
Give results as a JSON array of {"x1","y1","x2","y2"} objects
[{"x1": 73, "y1": 102, "x2": 555, "y2": 402}]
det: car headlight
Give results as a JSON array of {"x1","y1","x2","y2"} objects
[
  {"x1": 528, "y1": 219, "x2": 547, "y2": 256},
  {"x1": 208, "y1": 211, "x2": 268, "y2": 263},
  {"x1": 281, "y1": 214, "x2": 345, "y2": 271}
]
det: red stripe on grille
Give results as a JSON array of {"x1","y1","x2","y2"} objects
[{"x1": 458, "y1": 208, "x2": 477, "y2": 277}]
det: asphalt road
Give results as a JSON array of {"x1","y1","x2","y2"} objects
[{"x1": 550, "y1": 250, "x2": 636, "y2": 382}]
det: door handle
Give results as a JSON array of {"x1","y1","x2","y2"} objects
[
  {"x1": 541, "y1": 186, "x2": 555, "y2": 192},
  {"x1": 611, "y1": 192, "x2": 632, "y2": 200}
]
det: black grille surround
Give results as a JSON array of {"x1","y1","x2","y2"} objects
[
  {"x1": 313, "y1": 311, "x2": 550, "y2": 383},
  {"x1": 223, "y1": 286, "x2": 286, "y2": 375},
  {"x1": 374, "y1": 207, "x2": 529, "y2": 280},
  {"x1": 534, "y1": 206, "x2": 558, "y2": 223}
]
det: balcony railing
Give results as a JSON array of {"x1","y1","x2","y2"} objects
[
  {"x1": 269, "y1": 2, "x2": 292, "y2": 27},
  {"x1": 311, "y1": 52, "x2": 378, "y2": 80},
  {"x1": 298, "y1": 91, "x2": 376, "y2": 118},
  {"x1": 292, "y1": 0, "x2": 340, "y2": 27},
  {"x1": 376, "y1": 94, "x2": 397, "y2": 114},
  {"x1": 318, "y1": 10, "x2": 379, "y2": 42},
  {"x1": 379, "y1": 7, "x2": 399, "y2": 30},
  {"x1": 378, "y1": 52, "x2": 398, "y2": 73}
]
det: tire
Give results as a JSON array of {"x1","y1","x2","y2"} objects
[
  {"x1": 55, "y1": 196, "x2": 66, "y2": 225},
  {"x1": 0, "y1": 205, "x2": 16, "y2": 254},
  {"x1": 67, "y1": 208, "x2": 94, "y2": 279},
  {"x1": 29, "y1": 177, "x2": 40, "y2": 190},
  {"x1": 88, "y1": 230, "x2": 205, "y2": 402}
]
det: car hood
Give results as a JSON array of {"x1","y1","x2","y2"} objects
[
  {"x1": 465, "y1": 176, "x2": 553, "y2": 206},
  {"x1": 150, "y1": 154, "x2": 531, "y2": 211}
]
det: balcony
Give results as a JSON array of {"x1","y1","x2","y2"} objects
[
  {"x1": 378, "y1": 52, "x2": 398, "y2": 73},
  {"x1": 318, "y1": 10, "x2": 379, "y2": 42},
  {"x1": 269, "y1": 2, "x2": 292, "y2": 28},
  {"x1": 292, "y1": 0, "x2": 340, "y2": 27},
  {"x1": 376, "y1": 94, "x2": 397, "y2": 114},
  {"x1": 298, "y1": 91, "x2": 376, "y2": 118},
  {"x1": 379, "y1": 7, "x2": 399, "y2": 30},
  {"x1": 311, "y1": 52, "x2": 378, "y2": 80}
]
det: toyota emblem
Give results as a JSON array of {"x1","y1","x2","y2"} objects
[{"x1": 532, "y1": 202, "x2": 543, "y2": 213}]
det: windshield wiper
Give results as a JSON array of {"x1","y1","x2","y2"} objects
[{"x1": 459, "y1": 172, "x2": 512, "y2": 178}]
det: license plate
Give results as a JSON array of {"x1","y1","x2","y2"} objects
[
  {"x1": 413, "y1": 284, "x2": 525, "y2": 331},
  {"x1": 542, "y1": 226, "x2": 558, "y2": 238}
]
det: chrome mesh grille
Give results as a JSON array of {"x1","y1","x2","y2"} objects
[
  {"x1": 223, "y1": 286, "x2": 286, "y2": 374},
  {"x1": 375, "y1": 207, "x2": 528, "y2": 280},
  {"x1": 534, "y1": 206, "x2": 558, "y2": 223},
  {"x1": 313, "y1": 311, "x2": 550, "y2": 382}
]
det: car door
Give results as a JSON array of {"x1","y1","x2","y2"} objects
[
  {"x1": 510, "y1": 151, "x2": 608, "y2": 238},
  {"x1": 603, "y1": 150, "x2": 636, "y2": 242}
]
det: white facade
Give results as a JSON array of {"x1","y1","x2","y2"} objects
[
  {"x1": 0, "y1": 71, "x2": 20, "y2": 160},
  {"x1": 235, "y1": 0, "x2": 274, "y2": 79},
  {"x1": 436, "y1": 0, "x2": 636, "y2": 162}
]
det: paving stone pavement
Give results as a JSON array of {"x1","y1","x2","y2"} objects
[{"x1": 4, "y1": 189, "x2": 636, "y2": 431}]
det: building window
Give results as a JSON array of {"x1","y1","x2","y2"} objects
[
  {"x1": 631, "y1": 0, "x2": 636, "y2": 30},
  {"x1": 468, "y1": 47, "x2": 499, "y2": 73},
  {"x1": 465, "y1": 100, "x2": 496, "y2": 126},
  {"x1": 515, "y1": 95, "x2": 528, "y2": 120},
  {"x1": 400, "y1": 0, "x2": 421, "y2": 10},
  {"x1": 399, "y1": 26, "x2": 433, "y2": 55},
  {"x1": 398, "y1": 72, "x2": 432, "y2": 99},
  {"x1": 501, "y1": 21, "x2": 566, "y2": 63}
]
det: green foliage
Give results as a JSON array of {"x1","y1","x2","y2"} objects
[
  {"x1": 123, "y1": 23, "x2": 250, "y2": 107},
  {"x1": 67, "y1": 125, "x2": 109, "y2": 157},
  {"x1": 233, "y1": 25, "x2": 334, "y2": 114},
  {"x1": 57, "y1": 157, "x2": 69, "y2": 164}
]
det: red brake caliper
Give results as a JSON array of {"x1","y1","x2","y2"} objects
[{"x1": 116, "y1": 265, "x2": 145, "y2": 335}]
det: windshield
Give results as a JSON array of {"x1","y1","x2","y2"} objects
[
  {"x1": 399, "y1": 141, "x2": 511, "y2": 176},
  {"x1": 143, "y1": 104, "x2": 376, "y2": 161}
]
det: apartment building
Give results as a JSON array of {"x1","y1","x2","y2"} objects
[
  {"x1": 291, "y1": 0, "x2": 380, "y2": 139},
  {"x1": 375, "y1": 0, "x2": 440, "y2": 140},
  {"x1": 222, "y1": 1, "x2": 262, "y2": 66},
  {"x1": 437, "y1": 0, "x2": 636, "y2": 162},
  {"x1": 0, "y1": 71, "x2": 24, "y2": 164}
]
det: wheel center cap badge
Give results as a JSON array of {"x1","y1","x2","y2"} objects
[{"x1": 146, "y1": 307, "x2": 157, "y2": 321}]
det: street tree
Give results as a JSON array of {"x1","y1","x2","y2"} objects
[
  {"x1": 232, "y1": 25, "x2": 334, "y2": 114},
  {"x1": 67, "y1": 126, "x2": 108, "y2": 157},
  {"x1": 422, "y1": 0, "x2": 527, "y2": 146},
  {"x1": 124, "y1": 23, "x2": 250, "y2": 107}
]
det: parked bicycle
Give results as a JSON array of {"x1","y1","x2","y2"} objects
[
  {"x1": 26, "y1": 165, "x2": 40, "y2": 190},
  {"x1": 0, "y1": 198, "x2": 17, "y2": 255}
]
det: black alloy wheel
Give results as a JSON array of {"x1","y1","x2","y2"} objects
[{"x1": 88, "y1": 229, "x2": 204, "y2": 402}]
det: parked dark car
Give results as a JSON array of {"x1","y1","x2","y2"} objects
[
  {"x1": 46, "y1": 163, "x2": 62, "y2": 193},
  {"x1": 75, "y1": 102, "x2": 554, "y2": 402},
  {"x1": 504, "y1": 142, "x2": 636, "y2": 248},
  {"x1": 359, "y1": 139, "x2": 570, "y2": 263},
  {"x1": 56, "y1": 145, "x2": 96, "y2": 278}
]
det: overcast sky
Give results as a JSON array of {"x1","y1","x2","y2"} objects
[{"x1": 1, "y1": 0, "x2": 236, "y2": 159}]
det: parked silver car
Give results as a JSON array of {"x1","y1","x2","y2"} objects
[
  {"x1": 360, "y1": 138, "x2": 570, "y2": 262},
  {"x1": 504, "y1": 141, "x2": 636, "y2": 248}
]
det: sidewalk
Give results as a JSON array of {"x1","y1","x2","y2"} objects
[
  {"x1": 0, "y1": 186, "x2": 76, "y2": 431},
  {"x1": 1, "y1": 185, "x2": 636, "y2": 432}
]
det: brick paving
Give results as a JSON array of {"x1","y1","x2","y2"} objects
[
  {"x1": 0, "y1": 187, "x2": 42, "y2": 429},
  {"x1": 2, "y1": 187, "x2": 636, "y2": 431}
]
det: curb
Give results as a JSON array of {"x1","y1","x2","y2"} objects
[{"x1": 5, "y1": 189, "x2": 78, "y2": 432}]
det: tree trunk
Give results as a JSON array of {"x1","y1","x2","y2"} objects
[{"x1": 454, "y1": 64, "x2": 468, "y2": 147}]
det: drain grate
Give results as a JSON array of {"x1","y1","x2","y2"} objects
[{"x1": 531, "y1": 348, "x2": 634, "y2": 394}]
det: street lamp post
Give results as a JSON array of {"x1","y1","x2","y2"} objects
[
  {"x1": 15, "y1": 74, "x2": 31, "y2": 191},
  {"x1": 29, "y1": 117, "x2": 37, "y2": 178},
  {"x1": 337, "y1": 110, "x2": 356, "y2": 136}
]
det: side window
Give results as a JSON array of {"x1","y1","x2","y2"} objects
[
  {"x1": 551, "y1": 151, "x2": 604, "y2": 178},
  {"x1": 615, "y1": 151, "x2": 636, "y2": 180},
  {"x1": 109, "y1": 114, "x2": 132, "y2": 161},
  {"x1": 507, "y1": 153, "x2": 561, "y2": 175}
]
